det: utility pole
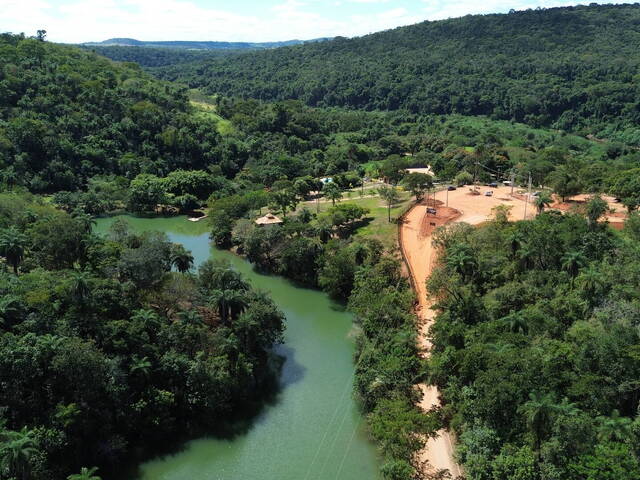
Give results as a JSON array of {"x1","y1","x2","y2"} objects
[
  {"x1": 446, "y1": 187, "x2": 449, "y2": 208},
  {"x1": 510, "y1": 171, "x2": 515, "y2": 196},
  {"x1": 474, "y1": 158, "x2": 479, "y2": 185},
  {"x1": 523, "y1": 174, "x2": 532, "y2": 220}
]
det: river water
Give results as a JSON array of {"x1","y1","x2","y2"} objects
[{"x1": 94, "y1": 215, "x2": 380, "y2": 480}]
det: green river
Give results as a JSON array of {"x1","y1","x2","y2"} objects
[{"x1": 94, "y1": 215, "x2": 380, "y2": 480}]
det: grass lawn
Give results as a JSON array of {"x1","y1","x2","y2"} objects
[
  {"x1": 299, "y1": 188, "x2": 414, "y2": 249},
  {"x1": 190, "y1": 102, "x2": 235, "y2": 136},
  {"x1": 188, "y1": 90, "x2": 235, "y2": 136}
]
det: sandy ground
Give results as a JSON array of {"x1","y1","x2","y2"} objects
[{"x1": 400, "y1": 186, "x2": 530, "y2": 478}]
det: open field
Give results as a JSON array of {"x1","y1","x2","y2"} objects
[{"x1": 299, "y1": 187, "x2": 414, "y2": 248}]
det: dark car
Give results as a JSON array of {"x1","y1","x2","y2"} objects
[
  {"x1": 447, "y1": 186, "x2": 457, "y2": 191},
  {"x1": 488, "y1": 182, "x2": 498, "y2": 188}
]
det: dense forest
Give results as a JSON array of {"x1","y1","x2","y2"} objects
[
  {"x1": 4, "y1": 4, "x2": 640, "y2": 478},
  {"x1": 79, "y1": 46, "x2": 232, "y2": 68},
  {"x1": 4, "y1": 30, "x2": 640, "y2": 211},
  {"x1": 0, "y1": 192, "x2": 285, "y2": 479},
  {"x1": 428, "y1": 204, "x2": 640, "y2": 479},
  {"x1": 144, "y1": 4, "x2": 640, "y2": 144},
  {"x1": 82, "y1": 37, "x2": 328, "y2": 50}
]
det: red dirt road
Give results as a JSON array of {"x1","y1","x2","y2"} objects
[{"x1": 400, "y1": 186, "x2": 530, "y2": 478}]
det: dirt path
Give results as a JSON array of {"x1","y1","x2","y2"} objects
[{"x1": 400, "y1": 186, "x2": 530, "y2": 478}]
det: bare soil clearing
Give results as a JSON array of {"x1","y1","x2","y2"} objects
[{"x1": 400, "y1": 186, "x2": 529, "y2": 478}]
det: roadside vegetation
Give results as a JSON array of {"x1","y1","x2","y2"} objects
[{"x1": 427, "y1": 201, "x2": 640, "y2": 479}]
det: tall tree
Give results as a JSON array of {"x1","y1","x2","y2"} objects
[
  {"x1": 208, "y1": 289, "x2": 248, "y2": 324},
  {"x1": 377, "y1": 186, "x2": 401, "y2": 222},
  {"x1": 561, "y1": 251, "x2": 586, "y2": 285},
  {"x1": 585, "y1": 195, "x2": 609, "y2": 229},
  {"x1": 0, "y1": 228, "x2": 27, "y2": 275},
  {"x1": 534, "y1": 192, "x2": 552, "y2": 214},
  {"x1": 401, "y1": 172, "x2": 433, "y2": 202},
  {"x1": 0, "y1": 427, "x2": 38, "y2": 480},
  {"x1": 170, "y1": 244, "x2": 194, "y2": 273},
  {"x1": 323, "y1": 182, "x2": 343, "y2": 206}
]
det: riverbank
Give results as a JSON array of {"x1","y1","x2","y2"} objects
[{"x1": 94, "y1": 215, "x2": 381, "y2": 480}]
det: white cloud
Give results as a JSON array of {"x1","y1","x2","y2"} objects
[{"x1": 0, "y1": 0, "x2": 629, "y2": 43}]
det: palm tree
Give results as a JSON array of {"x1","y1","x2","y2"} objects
[
  {"x1": 179, "y1": 309, "x2": 204, "y2": 325},
  {"x1": 561, "y1": 251, "x2": 586, "y2": 286},
  {"x1": 199, "y1": 260, "x2": 249, "y2": 291},
  {"x1": 71, "y1": 210, "x2": 97, "y2": 233},
  {"x1": 503, "y1": 312, "x2": 528, "y2": 334},
  {"x1": 130, "y1": 309, "x2": 160, "y2": 329},
  {"x1": 130, "y1": 356, "x2": 152, "y2": 379},
  {"x1": 315, "y1": 219, "x2": 334, "y2": 243},
  {"x1": 534, "y1": 192, "x2": 552, "y2": 214},
  {"x1": 377, "y1": 186, "x2": 401, "y2": 222},
  {"x1": 67, "y1": 466, "x2": 102, "y2": 480},
  {"x1": 596, "y1": 409, "x2": 633, "y2": 442},
  {"x1": 576, "y1": 266, "x2": 606, "y2": 307},
  {"x1": 517, "y1": 244, "x2": 536, "y2": 271},
  {"x1": 446, "y1": 244, "x2": 477, "y2": 280},
  {"x1": 520, "y1": 392, "x2": 559, "y2": 465},
  {"x1": 0, "y1": 295, "x2": 21, "y2": 329},
  {"x1": 0, "y1": 427, "x2": 38, "y2": 480},
  {"x1": 0, "y1": 228, "x2": 27, "y2": 275},
  {"x1": 208, "y1": 289, "x2": 248, "y2": 324},
  {"x1": 170, "y1": 244, "x2": 194, "y2": 273},
  {"x1": 506, "y1": 230, "x2": 524, "y2": 259},
  {"x1": 68, "y1": 270, "x2": 91, "y2": 306},
  {"x1": 323, "y1": 182, "x2": 343, "y2": 206}
]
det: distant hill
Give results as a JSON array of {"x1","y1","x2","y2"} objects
[
  {"x1": 149, "y1": 3, "x2": 640, "y2": 144},
  {"x1": 82, "y1": 37, "x2": 331, "y2": 50}
]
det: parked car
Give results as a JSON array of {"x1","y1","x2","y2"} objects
[
  {"x1": 485, "y1": 191, "x2": 493, "y2": 196},
  {"x1": 427, "y1": 207, "x2": 437, "y2": 214},
  {"x1": 447, "y1": 185, "x2": 457, "y2": 191},
  {"x1": 488, "y1": 182, "x2": 498, "y2": 188}
]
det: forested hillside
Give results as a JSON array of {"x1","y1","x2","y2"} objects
[
  {"x1": 80, "y1": 46, "x2": 231, "y2": 68},
  {"x1": 0, "y1": 33, "x2": 220, "y2": 193},
  {"x1": 152, "y1": 4, "x2": 640, "y2": 144},
  {"x1": 428, "y1": 204, "x2": 640, "y2": 478},
  {"x1": 5, "y1": 30, "x2": 640, "y2": 207}
]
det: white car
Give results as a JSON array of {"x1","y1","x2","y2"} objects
[{"x1": 485, "y1": 191, "x2": 493, "y2": 196}]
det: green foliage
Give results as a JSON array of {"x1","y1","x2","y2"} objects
[
  {"x1": 322, "y1": 182, "x2": 342, "y2": 206},
  {"x1": 401, "y1": 172, "x2": 433, "y2": 201},
  {"x1": 610, "y1": 168, "x2": 640, "y2": 211},
  {"x1": 429, "y1": 210, "x2": 640, "y2": 479},
  {"x1": 0, "y1": 195, "x2": 285, "y2": 478},
  {"x1": 156, "y1": 4, "x2": 640, "y2": 143},
  {"x1": 454, "y1": 171, "x2": 473, "y2": 186},
  {"x1": 0, "y1": 34, "x2": 221, "y2": 193},
  {"x1": 127, "y1": 174, "x2": 167, "y2": 212},
  {"x1": 377, "y1": 186, "x2": 401, "y2": 222}
]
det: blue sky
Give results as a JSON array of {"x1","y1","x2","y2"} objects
[{"x1": 0, "y1": 0, "x2": 627, "y2": 43}]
